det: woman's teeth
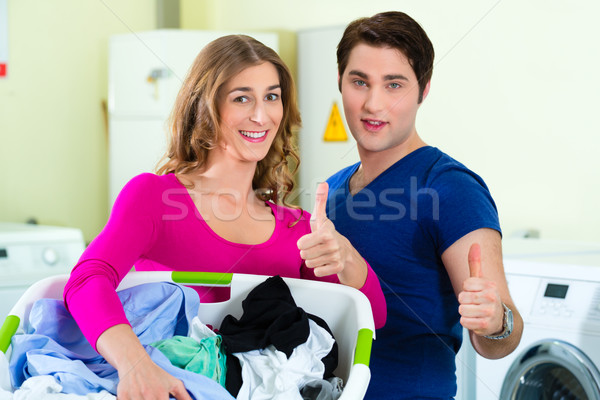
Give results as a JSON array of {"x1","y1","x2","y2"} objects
[{"x1": 240, "y1": 130, "x2": 266, "y2": 138}]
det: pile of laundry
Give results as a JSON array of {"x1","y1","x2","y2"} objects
[{"x1": 0, "y1": 275, "x2": 343, "y2": 400}]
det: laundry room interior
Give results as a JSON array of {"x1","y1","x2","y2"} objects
[{"x1": 1, "y1": 0, "x2": 600, "y2": 399}]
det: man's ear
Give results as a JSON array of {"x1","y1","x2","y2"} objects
[
  {"x1": 337, "y1": 72, "x2": 342, "y2": 93},
  {"x1": 421, "y1": 80, "x2": 431, "y2": 102}
]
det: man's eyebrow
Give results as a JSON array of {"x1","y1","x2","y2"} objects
[
  {"x1": 384, "y1": 74, "x2": 409, "y2": 81},
  {"x1": 348, "y1": 70, "x2": 368, "y2": 79},
  {"x1": 348, "y1": 70, "x2": 409, "y2": 82}
]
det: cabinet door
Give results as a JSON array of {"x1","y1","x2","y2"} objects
[
  {"x1": 108, "y1": 118, "x2": 168, "y2": 207},
  {"x1": 297, "y1": 27, "x2": 359, "y2": 210},
  {"x1": 108, "y1": 32, "x2": 172, "y2": 119}
]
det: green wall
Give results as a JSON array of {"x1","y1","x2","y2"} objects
[{"x1": 0, "y1": 0, "x2": 156, "y2": 242}]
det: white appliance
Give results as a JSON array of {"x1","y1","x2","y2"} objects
[
  {"x1": 108, "y1": 30, "x2": 279, "y2": 208},
  {"x1": 297, "y1": 26, "x2": 359, "y2": 210},
  {"x1": 456, "y1": 238, "x2": 600, "y2": 399},
  {"x1": 0, "y1": 223, "x2": 86, "y2": 319}
]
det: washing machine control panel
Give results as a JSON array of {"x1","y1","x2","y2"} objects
[
  {"x1": 530, "y1": 277, "x2": 600, "y2": 329},
  {"x1": 536, "y1": 283, "x2": 572, "y2": 317}
]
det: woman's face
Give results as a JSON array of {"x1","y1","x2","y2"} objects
[{"x1": 217, "y1": 62, "x2": 283, "y2": 163}]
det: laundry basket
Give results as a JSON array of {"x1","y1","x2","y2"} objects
[{"x1": 0, "y1": 271, "x2": 374, "y2": 399}]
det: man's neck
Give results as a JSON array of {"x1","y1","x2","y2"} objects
[{"x1": 350, "y1": 135, "x2": 427, "y2": 194}]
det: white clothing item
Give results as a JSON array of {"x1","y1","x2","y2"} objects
[
  {"x1": 1, "y1": 375, "x2": 115, "y2": 400},
  {"x1": 189, "y1": 316, "x2": 217, "y2": 342},
  {"x1": 234, "y1": 319, "x2": 335, "y2": 400},
  {"x1": 300, "y1": 377, "x2": 344, "y2": 400}
]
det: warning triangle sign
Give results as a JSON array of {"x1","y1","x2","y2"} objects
[{"x1": 323, "y1": 102, "x2": 348, "y2": 142}]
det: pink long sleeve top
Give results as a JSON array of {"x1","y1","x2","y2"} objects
[{"x1": 63, "y1": 173, "x2": 386, "y2": 350}]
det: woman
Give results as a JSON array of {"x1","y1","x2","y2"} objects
[{"x1": 64, "y1": 35, "x2": 385, "y2": 400}]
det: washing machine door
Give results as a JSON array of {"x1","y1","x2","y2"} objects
[{"x1": 501, "y1": 339, "x2": 600, "y2": 400}]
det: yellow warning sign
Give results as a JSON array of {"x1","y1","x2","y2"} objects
[{"x1": 323, "y1": 102, "x2": 348, "y2": 142}]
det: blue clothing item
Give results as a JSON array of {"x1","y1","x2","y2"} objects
[
  {"x1": 326, "y1": 146, "x2": 501, "y2": 399},
  {"x1": 9, "y1": 282, "x2": 234, "y2": 400}
]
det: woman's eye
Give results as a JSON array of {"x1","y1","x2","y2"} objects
[
  {"x1": 233, "y1": 96, "x2": 249, "y2": 103},
  {"x1": 265, "y1": 93, "x2": 279, "y2": 101}
]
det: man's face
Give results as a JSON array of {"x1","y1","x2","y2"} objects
[{"x1": 340, "y1": 43, "x2": 428, "y2": 156}]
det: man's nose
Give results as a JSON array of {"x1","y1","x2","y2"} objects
[{"x1": 364, "y1": 87, "x2": 385, "y2": 113}]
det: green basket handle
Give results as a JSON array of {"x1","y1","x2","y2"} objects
[
  {"x1": 0, "y1": 315, "x2": 20, "y2": 354},
  {"x1": 171, "y1": 271, "x2": 233, "y2": 285},
  {"x1": 353, "y1": 328, "x2": 373, "y2": 366}
]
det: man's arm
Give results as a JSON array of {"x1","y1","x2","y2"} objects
[{"x1": 441, "y1": 228, "x2": 523, "y2": 359}]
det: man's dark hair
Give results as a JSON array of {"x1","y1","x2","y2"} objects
[{"x1": 337, "y1": 11, "x2": 435, "y2": 103}]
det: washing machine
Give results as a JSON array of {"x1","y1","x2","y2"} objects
[
  {"x1": 0, "y1": 222, "x2": 86, "y2": 320},
  {"x1": 457, "y1": 238, "x2": 600, "y2": 400}
]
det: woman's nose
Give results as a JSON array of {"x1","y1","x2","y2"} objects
[{"x1": 250, "y1": 102, "x2": 267, "y2": 125}]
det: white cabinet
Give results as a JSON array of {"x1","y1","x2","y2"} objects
[
  {"x1": 296, "y1": 26, "x2": 359, "y2": 210},
  {"x1": 108, "y1": 32, "x2": 171, "y2": 119}
]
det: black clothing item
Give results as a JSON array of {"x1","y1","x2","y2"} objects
[{"x1": 219, "y1": 275, "x2": 338, "y2": 396}]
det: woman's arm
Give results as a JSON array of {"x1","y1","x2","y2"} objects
[
  {"x1": 63, "y1": 174, "x2": 158, "y2": 348},
  {"x1": 63, "y1": 175, "x2": 193, "y2": 399}
]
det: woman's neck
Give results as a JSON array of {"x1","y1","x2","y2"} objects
[
  {"x1": 178, "y1": 153, "x2": 275, "y2": 245},
  {"x1": 182, "y1": 152, "x2": 258, "y2": 203}
]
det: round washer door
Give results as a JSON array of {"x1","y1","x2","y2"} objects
[{"x1": 501, "y1": 339, "x2": 600, "y2": 400}]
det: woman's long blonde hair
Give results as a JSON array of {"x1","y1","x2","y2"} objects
[{"x1": 157, "y1": 35, "x2": 301, "y2": 207}]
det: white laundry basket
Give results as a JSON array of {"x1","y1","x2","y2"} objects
[{"x1": 0, "y1": 271, "x2": 374, "y2": 399}]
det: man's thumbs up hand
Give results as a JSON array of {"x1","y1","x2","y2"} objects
[{"x1": 458, "y1": 243, "x2": 504, "y2": 337}]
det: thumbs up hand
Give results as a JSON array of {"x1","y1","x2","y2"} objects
[
  {"x1": 458, "y1": 243, "x2": 505, "y2": 337},
  {"x1": 309, "y1": 181, "x2": 329, "y2": 232},
  {"x1": 297, "y1": 182, "x2": 367, "y2": 289}
]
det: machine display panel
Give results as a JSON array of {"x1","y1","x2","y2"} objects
[{"x1": 544, "y1": 283, "x2": 569, "y2": 299}]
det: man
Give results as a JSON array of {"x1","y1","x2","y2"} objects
[{"x1": 319, "y1": 11, "x2": 523, "y2": 399}]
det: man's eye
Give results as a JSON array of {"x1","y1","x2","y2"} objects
[{"x1": 354, "y1": 80, "x2": 367, "y2": 86}]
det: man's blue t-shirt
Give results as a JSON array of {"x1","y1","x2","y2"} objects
[{"x1": 326, "y1": 146, "x2": 501, "y2": 399}]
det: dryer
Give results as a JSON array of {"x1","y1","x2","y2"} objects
[
  {"x1": 458, "y1": 239, "x2": 600, "y2": 399},
  {"x1": 0, "y1": 223, "x2": 85, "y2": 320}
]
